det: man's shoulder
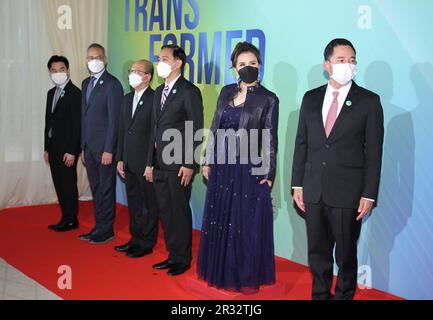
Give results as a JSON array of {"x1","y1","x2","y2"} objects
[
  {"x1": 304, "y1": 84, "x2": 327, "y2": 98},
  {"x1": 354, "y1": 83, "x2": 380, "y2": 100}
]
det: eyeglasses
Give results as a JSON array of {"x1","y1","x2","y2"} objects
[{"x1": 128, "y1": 69, "x2": 148, "y2": 75}]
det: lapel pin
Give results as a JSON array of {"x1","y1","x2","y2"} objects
[
  {"x1": 60, "y1": 90, "x2": 65, "y2": 98},
  {"x1": 139, "y1": 101, "x2": 143, "y2": 106},
  {"x1": 99, "y1": 80, "x2": 104, "y2": 85},
  {"x1": 345, "y1": 100, "x2": 352, "y2": 107},
  {"x1": 172, "y1": 89, "x2": 177, "y2": 94}
]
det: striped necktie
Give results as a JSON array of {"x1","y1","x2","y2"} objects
[{"x1": 160, "y1": 85, "x2": 170, "y2": 110}]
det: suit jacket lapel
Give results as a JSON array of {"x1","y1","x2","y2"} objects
[
  {"x1": 52, "y1": 81, "x2": 71, "y2": 115},
  {"x1": 158, "y1": 76, "x2": 185, "y2": 121},
  {"x1": 316, "y1": 85, "x2": 328, "y2": 140},
  {"x1": 129, "y1": 89, "x2": 151, "y2": 129},
  {"x1": 86, "y1": 71, "x2": 107, "y2": 110},
  {"x1": 327, "y1": 81, "x2": 360, "y2": 141}
]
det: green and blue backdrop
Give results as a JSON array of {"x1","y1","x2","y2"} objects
[{"x1": 110, "y1": 0, "x2": 433, "y2": 299}]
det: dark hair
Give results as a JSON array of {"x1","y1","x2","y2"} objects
[
  {"x1": 161, "y1": 44, "x2": 186, "y2": 70},
  {"x1": 143, "y1": 60, "x2": 154, "y2": 81},
  {"x1": 324, "y1": 38, "x2": 356, "y2": 61},
  {"x1": 87, "y1": 43, "x2": 106, "y2": 56},
  {"x1": 47, "y1": 55, "x2": 69, "y2": 70},
  {"x1": 231, "y1": 42, "x2": 262, "y2": 68}
]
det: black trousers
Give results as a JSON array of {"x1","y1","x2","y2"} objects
[
  {"x1": 153, "y1": 169, "x2": 192, "y2": 265},
  {"x1": 84, "y1": 149, "x2": 116, "y2": 235},
  {"x1": 305, "y1": 200, "x2": 362, "y2": 300},
  {"x1": 124, "y1": 171, "x2": 158, "y2": 249},
  {"x1": 48, "y1": 148, "x2": 79, "y2": 223}
]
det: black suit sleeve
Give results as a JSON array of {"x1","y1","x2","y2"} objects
[
  {"x1": 146, "y1": 93, "x2": 157, "y2": 167},
  {"x1": 264, "y1": 95, "x2": 279, "y2": 182},
  {"x1": 362, "y1": 95, "x2": 384, "y2": 200},
  {"x1": 116, "y1": 97, "x2": 126, "y2": 163},
  {"x1": 104, "y1": 79, "x2": 123, "y2": 154},
  {"x1": 183, "y1": 85, "x2": 204, "y2": 170},
  {"x1": 66, "y1": 88, "x2": 82, "y2": 156},
  {"x1": 44, "y1": 91, "x2": 51, "y2": 152},
  {"x1": 291, "y1": 93, "x2": 309, "y2": 187}
]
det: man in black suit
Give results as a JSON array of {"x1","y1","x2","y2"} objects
[
  {"x1": 115, "y1": 59, "x2": 158, "y2": 258},
  {"x1": 145, "y1": 44, "x2": 204, "y2": 276},
  {"x1": 79, "y1": 43, "x2": 123, "y2": 244},
  {"x1": 44, "y1": 55, "x2": 81, "y2": 232},
  {"x1": 291, "y1": 39, "x2": 384, "y2": 300}
]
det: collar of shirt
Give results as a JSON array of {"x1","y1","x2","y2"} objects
[
  {"x1": 56, "y1": 79, "x2": 70, "y2": 91},
  {"x1": 91, "y1": 68, "x2": 106, "y2": 83},
  {"x1": 164, "y1": 74, "x2": 181, "y2": 92},
  {"x1": 322, "y1": 80, "x2": 353, "y2": 124},
  {"x1": 134, "y1": 86, "x2": 148, "y2": 102}
]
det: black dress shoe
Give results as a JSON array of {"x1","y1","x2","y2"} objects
[
  {"x1": 126, "y1": 247, "x2": 153, "y2": 258},
  {"x1": 167, "y1": 263, "x2": 190, "y2": 276},
  {"x1": 78, "y1": 228, "x2": 97, "y2": 241},
  {"x1": 114, "y1": 240, "x2": 132, "y2": 252},
  {"x1": 54, "y1": 221, "x2": 79, "y2": 232},
  {"x1": 89, "y1": 233, "x2": 115, "y2": 244},
  {"x1": 48, "y1": 221, "x2": 63, "y2": 230},
  {"x1": 152, "y1": 259, "x2": 173, "y2": 270}
]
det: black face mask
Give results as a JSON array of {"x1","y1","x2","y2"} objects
[{"x1": 238, "y1": 66, "x2": 259, "y2": 84}]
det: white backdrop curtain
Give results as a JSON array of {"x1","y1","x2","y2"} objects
[{"x1": 0, "y1": 0, "x2": 108, "y2": 209}]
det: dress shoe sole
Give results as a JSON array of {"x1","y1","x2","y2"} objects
[
  {"x1": 153, "y1": 264, "x2": 173, "y2": 270},
  {"x1": 126, "y1": 251, "x2": 153, "y2": 258},
  {"x1": 167, "y1": 267, "x2": 190, "y2": 276},
  {"x1": 54, "y1": 226, "x2": 79, "y2": 232},
  {"x1": 88, "y1": 236, "x2": 115, "y2": 245}
]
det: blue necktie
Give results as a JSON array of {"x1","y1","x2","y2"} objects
[{"x1": 86, "y1": 76, "x2": 96, "y2": 104}]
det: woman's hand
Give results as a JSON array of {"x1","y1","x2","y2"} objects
[
  {"x1": 259, "y1": 179, "x2": 272, "y2": 188},
  {"x1": 203, "y1": 166, "x2": 211, "y2": 180}
]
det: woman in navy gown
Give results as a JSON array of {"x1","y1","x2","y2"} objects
[{"x1": 197, "y1": 42, "x2": 279, "y2": 293}]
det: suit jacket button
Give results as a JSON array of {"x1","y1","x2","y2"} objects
[
  {"x1": 128, "y1": 131, "x2": 132, "y2": 135},
  {"x1": 322, "y1": 161, "x2": 327, "y2": 166},
  {"x1": 325, "y1": 144, "x2": 330, "y2": 149}
]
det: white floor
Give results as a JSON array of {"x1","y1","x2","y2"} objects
[{"x1": 0, "y1": 258, "x2": 61, "y2": 300}]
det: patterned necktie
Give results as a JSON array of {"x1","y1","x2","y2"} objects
[
  {"x1": 324, "y1": 91, "x2": 339, "y2": 138},
  {"x1": 86, "y1": 76, "x2": 96, "y2": 104},
  {"x1": 51, "y1": 86, "x2": 61, "y2": 113},
  {"x1": 160, "y1": 85, "x2": 170, "y2": 110}
]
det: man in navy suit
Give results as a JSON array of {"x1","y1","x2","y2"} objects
[{"x1": 79, "y1": 43, "x2": 123, "y2": 244}]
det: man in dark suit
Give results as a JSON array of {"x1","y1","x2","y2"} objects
[
  {"x1": 291, "y1": 39, "x2": 384, "y2": 300},
  {"x1": 79, "y1": 43, "x2": 123, "y2": 244},
  {"x1": 114, "y1": 59, "x2": 158, "y2": 258},
  {"x1": 145, "y1": 44, "x2": 204, "y2": 276},
  {"x1": 44, "y1": 55, "x2": 81, "y2": 232}
]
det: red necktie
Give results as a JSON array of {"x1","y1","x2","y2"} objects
[{"x1": 324, "y1": 91, "x2": 339, "y2": 137}]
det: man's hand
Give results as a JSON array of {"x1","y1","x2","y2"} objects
[
  {"x1": 144, "y1": 166, "x2": 153, "y2": 183},
  {"x1": 178, "y1": 166, "x2": 194, "y2": 187},
  {"x1": 117, "y1": 161, "x2": 125, "y2": 179},
  {"x1": 43, "y1": 151, "x2": 49, "y2": 165},
  {"x1": 63, "y1": 153, "x2": 75, "y2": 167},
  {"x1": 357, "y1": 198, "x2": 374, "y2": 221},
  {"x1": 101, "y1": 152, "x2": 113, "y2": 165},
  {"x1": 293, "y1": 188, "x2": 305, "y2": 212},
  {"x1": 80, "y1": 151, "x2": 85, "y2": 164},
  {"x1": 202, "y1": 166, "x2": 211, "y2": 180},
  {"x1": 259, "y1": 179, "x2": 273, "y2": 188}
]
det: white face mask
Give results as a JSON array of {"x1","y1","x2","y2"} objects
[
  {"x1": 128, "y1": 72, "x2": 143, "y2": 88},
  {"x1": 331, "y1": 63, "x2": 357, "y2": 85},
  {"x1": 156, "y1": 61, "x2": 173, "y2": 79},
  {"x1": 87, "y1": 59, "x2": 105, "y2": 74},
  {"x1": 50, "y1": 72, "x2": 68, "y2": 86}
]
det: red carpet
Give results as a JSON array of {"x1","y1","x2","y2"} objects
[{"x1": 0, "y1": 202, "x2": 402, "y2": 300}]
